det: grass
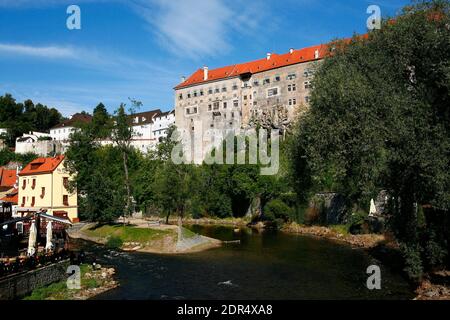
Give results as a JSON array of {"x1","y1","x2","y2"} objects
[
  {"x1": 330, "y1": 225, "x2": 350, "y2": 236},
  {"x1": 83, "y1": 224, "x2": 174, "y2": 246},
  {"x1": 24, "y1": 264, "x2": 98, "y2": 300}
]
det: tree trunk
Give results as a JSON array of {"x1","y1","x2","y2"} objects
[
  {"x1": 165, "y1": 212, "x2": 170, "y2": 225},
  {"x1": 122, "y1": 151, "x2": 131, "y2": 224},
  {"x1": 177, "y1": 211, "x2": 183, "y2": 243}
]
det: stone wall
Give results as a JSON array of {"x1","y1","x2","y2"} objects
[{"x1": 0, "y1": 260, "x2": 69, "y2": 300}]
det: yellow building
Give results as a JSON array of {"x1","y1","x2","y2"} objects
[{"x1": 17, "y1": 155, "x2": 78, "y2": 222}]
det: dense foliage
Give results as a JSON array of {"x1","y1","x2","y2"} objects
[
  {"x1": 290, "y1": 0, "x2": 450, "y2": 280},
  {"x1": 0, "y1": 94, "x2": 63, "y2": 146}
]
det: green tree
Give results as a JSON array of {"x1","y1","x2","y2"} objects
[{"x1": 290, "y1": 0, "x2": 450, "y2": 279}]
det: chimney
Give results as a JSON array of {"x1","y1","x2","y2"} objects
[
  {"x1": 314, "y1": 49, "x2": 320, "y2": 59},
  {"x1": 266, "y1": 52, "x2": 271, "y2": 60},
  {"x1": 203, "y1": 66, "x2": 209, "y2": 81},
  {"x1": 181, "y1": 76, "x2": 186, "y2": 82},
  {"x1": 289, "y1": 48, "x2": 294, "y2": 54}
]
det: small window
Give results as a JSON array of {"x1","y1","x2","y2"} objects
[
  {"x1": 244, "y1": 95, "x2": 248, "y2": 100},
  {"x1": 200, "y1": 90, "x2": 204, "y2": 96},
  {"x1": 287, "y1": 73, "x2": 297, "y2": 80},
  {"x1": 253, "y1": 80, "x2": 259, "y2": 86},
  {"x1": 193, "y1": 91, "x2": 198, "y2": 97},
  {"x1": 213, "y1": 102, "x2": 220, "y2": 110},
  {"x1": 215, "y1": 88, "x2": 220, "y2": 93},
  {"x1": 31, "y1": 197, "x2": 35, "y2": 207},
  {"x1": 40, "y1": 187, "x2": 45, "y2": 199},
  {"x1": 187, "y1": 93, "x2": 191, "y2": 98},
  {"x1": 208, "y1": 88, "x2": 213, "y2": 94},
  {"x1": 21, "y1": 197, "x2": 25, "y2": 207},
  {"x1": 223, "y1": 102, "x2": 227, "y2": 109},
  {"x1": 304, "y1": 81, "x2": 313, "y2": 89},
  {"x1": 233, "y1": 100, "x2": 239, "y2": 107},
  {"x1": 267, "y1": 88, "x2": 279, "y2": 97},
  {"x1": 208, "y1": 104, "x2": 212, "y2": 111},
  {"x1": 22, "y1": 180, "x2": 26, "y2": 190},
  {"x1": 232, "y1": 84, "x2": 238, "y2": 90},
  {"x1": 31, "y1": 179, "x2": 36, "y2": 190},
  {"x1": 263, "y1": 78, "x2": 270, "y2": 85},
  {"x1": 305, "y1": 96, "x2": 311, "y2": 103},
  {"x1": 63, "y1": 195, "x2": 69, "y2": 206},
  {"x1": 222, "y1": 87, "x2": 227, "y2": 92},
  {"x1": 275, "y1": 76, "x2": 281, "y2": 82},
  {"x1": 178, "y1": 94, "x2": 183, "y2": 100}
]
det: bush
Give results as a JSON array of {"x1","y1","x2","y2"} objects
[
  {"x1": 348, "y1": 209, "x2": 368, "y2": 235},
  {"x1": 105, "y1": 236, "x2": 123, "y2": 249},
  {"x1": 263, "y1": 199, "x2": 293, "y2": 224},
  {"x1": 400, "y1": 243, "x2": 424, "y2": 282}
]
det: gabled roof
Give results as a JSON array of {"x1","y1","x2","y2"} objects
[
  {"x1": 51, "y1": 113, "x2": 92, "y2": 130},
  {"x1": 0, "y1": 168, "x2": 16, "y2": 187},
  {"x1": 1, "y1": 188, "x2": 18, "y2": 205},
  {"x1": 175, "y1": 43, "x2": 328, "y2": 89},
  {"x1": 19, "y1": 155, "x2": 65, "y2": 176},
  {"x1": 130, "y1": 109, "x2": 162, "y2": 126}
]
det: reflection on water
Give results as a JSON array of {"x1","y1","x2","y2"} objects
[{"x1": 70, "y1": 225, "x2": 414, "y2": 300}]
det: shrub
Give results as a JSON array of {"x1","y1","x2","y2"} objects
[
  {"x1": 105, "y1": 236, "x2": 123, "y2": 249},
  {"x1": 400, "y1": 243, "x2": 423, "y2": 282},
  {"x1": 263, "y1": 199, "x2": 293, "y2": 223},
  {"x1": 348, "y1": 209, "x2": 368, "y2": 235}
]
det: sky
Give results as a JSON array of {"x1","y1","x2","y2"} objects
[{"x1": 0, "y1": 0, "x2": 411, "y2": 116}]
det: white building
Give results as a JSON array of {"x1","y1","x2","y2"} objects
[
  {"x1": 152, "y1": 110, "x2": 175, "y2": 142},
  {"x1": 15, "y1": 132, "x2": 62, "y2": 156},
  {"x1": 129, "y1": 109, "x2": 175, "y2": 153},
  {"x1": 50, "y1": 113, "x2": 93, "y2": 149}
]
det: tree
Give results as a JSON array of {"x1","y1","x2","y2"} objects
[
  {"x1": 92, "y1": 103, "x2": 112, "y2": 139},
  {"x1": 290, "y1": 0, "x2": 450, "y2": 280},
  {"x1": 111, "y1": 102, "x2": 140, "y2": 221}
]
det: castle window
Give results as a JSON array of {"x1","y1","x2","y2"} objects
[
  {"x1": 287, "y1": 73, "x2": 296, "y2": 80},
  {"x1": 288, "y1": 84, "x2": 297, "y2": 92},
  {"x1": 222, "y1": 87, "x2": 227, "y2": 92},
  {"x1": 215, "y1": 88, "x2": 220, "y2": 93},
  {"x1": 275, "y1": 75, "x2": 281, "y2": 82},
  {"x1": 178, "y1": 94, "x2": 183, "y2": 100},
  {"x1": 233, "y1": 100, "x2": 239, "y2": 107},
  {"x1": 304, "y1": 81, "x2": 313, "y2": 89},
  {"x1": 253, "y1": 80, "x2": 259, "y2": 86},
  {"x1": 223, "y1": 102, "x2": 227, "y2": 109},
  {"x1": 208, "y1": 88, "x2": 213, "y2": 94},
  {"x1": 267, "y1": 88, "x2": 279, "y2": 97},
  {"x1": 232, "y1": 84, "x2": 238, "y2": 90},
  {"x1": 263, "y1": 78, "x2": 270, "y2": 85}
]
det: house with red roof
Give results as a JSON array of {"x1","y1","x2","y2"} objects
[{"x1": 16, "y1": 155, "x2": 78, "y2": 222}]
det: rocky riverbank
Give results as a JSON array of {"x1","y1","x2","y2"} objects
[{"x1": 281, "y1": 222, "x2": 385, "y2": 248}]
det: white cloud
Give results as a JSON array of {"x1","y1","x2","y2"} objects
[
  {"x1": 131, "y1": 0, "x2": 267, "y2": 59},
  {"x1": 0, "y1": 43, "x2": 77, "y2": 59}
]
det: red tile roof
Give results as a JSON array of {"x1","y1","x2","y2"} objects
[
  {"x1": 175, "y1": 44, "x2": 329, "y2": 89},
  {"x1": 1, "y1": 188, "x2": 18, "y2": 205},
  {"x1": 19, "y1": 155, "x2": 65, "y2": 176},
  {"x1": 0, "y1": 168, "x2": 16, "y2": 187}
]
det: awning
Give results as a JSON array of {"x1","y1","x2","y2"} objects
[{"x1": 38, "y1": 212, "x2": 73, "y2": 226}]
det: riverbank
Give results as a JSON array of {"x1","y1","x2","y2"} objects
[
  {"x1": 23, "y1": 264, "x2": 118, "y2": 300},
  {"x1": 68, "y1": 222, "x2": 222, "y2": 254},
  {"x1": 281, "y1": 222, "x2": 386, "y2": 249},
  {"x1": 281, "y1": 222, "x2": 450, "y2": 300}
]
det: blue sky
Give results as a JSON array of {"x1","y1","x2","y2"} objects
[{"x1": 0, "y1": 0, "x2": 411, "y2": 116}]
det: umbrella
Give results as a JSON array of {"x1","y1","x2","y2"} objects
[
  {"x1": 45, "y1": 221, "x2": 53, "y2": 251},
  {"x1": 369, "y1": 199, "x2": 377, "y2": 217},
  {"x1": 27, "y1": 221, "x2": 37, "y2": 256}
]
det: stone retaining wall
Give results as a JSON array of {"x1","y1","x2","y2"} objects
[{"x1": 0, "y1": 260, "x2": 69, "y2": 300}]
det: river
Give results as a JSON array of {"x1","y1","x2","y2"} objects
[{"x1": 71, "y1": 225, "x2": 414, "y2": 300}]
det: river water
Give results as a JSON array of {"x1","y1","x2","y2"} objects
[{"x1": 71, "y1": 225, "x2": 414, "y2": 300}]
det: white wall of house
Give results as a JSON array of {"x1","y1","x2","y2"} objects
[
  {"x1": 15, "y1": 132, "x2": 62, "y2": 156},
  {"x1": 152, "y1": 111, "x2": 175, "y2": 141},
  {"x1": 50, "y1": 126, "x2": 75, "y2": 142}
]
